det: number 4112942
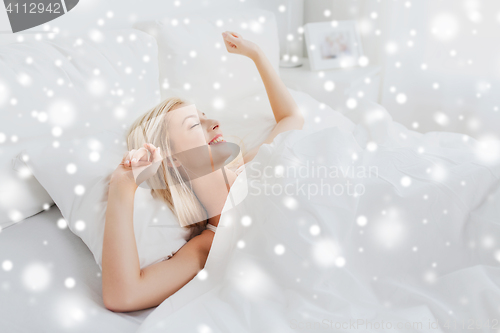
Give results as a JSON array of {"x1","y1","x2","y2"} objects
[{"x1": 6, "y1": 2, "x2": 61, "y2": 14}]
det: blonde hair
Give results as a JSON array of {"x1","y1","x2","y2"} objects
[{"x1": 126, "y1": 97, "x2": 208, "y2": 241}]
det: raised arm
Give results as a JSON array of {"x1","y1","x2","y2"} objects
[
  {"x1": 251, "y1": 46, "x2": 304, "y2": 140},
  {"x1": 102, "y1": 146, "x2": 214, "y2": 312},
  {"x1": 222, "y1": 31, "x2": 304, "y2": 163}
]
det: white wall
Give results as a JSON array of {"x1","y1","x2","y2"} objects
[
  {"x1": 303, "y1": 0, "x2": 385, "y2": 69},
  {"x1": 1, "y1": 0, "x2": 306, "y2": 66},
  {"x1": 0, "y1": 0, "x2": 273, "y2": 44},
  {"x1": 303, "y1": 0, "x2": 500, "y2": 140}
]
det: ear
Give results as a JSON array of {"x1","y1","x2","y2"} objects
[{"x1": 166, "y1": 156, "x2": 182, "y2": 168}]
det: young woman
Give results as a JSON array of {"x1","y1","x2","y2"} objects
[{"x1": 102, "y1": 31, "x2": 304, "y2": 312}]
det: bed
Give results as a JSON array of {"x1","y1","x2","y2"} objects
[
  {"x1": 2, "y1": 0, "x2": 500, "y2": 332},
  {"x1": 2, "y1": 86, "x2": 500, "y2": 332},
  {"x1": 0, "y1": 204, "x2": 153, "y2": 332},
  {"x1": 0, "y1": 84, "x2": 361, "y2": 332}
]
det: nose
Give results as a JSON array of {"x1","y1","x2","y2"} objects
[{"x1": 209, "y1": 119, "x2": 220, "y2": 132}]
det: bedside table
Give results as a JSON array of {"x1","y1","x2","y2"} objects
[{"x1": 280, "y1": 57, "x2": 382, "y2": 113}]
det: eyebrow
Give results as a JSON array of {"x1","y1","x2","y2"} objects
[{"x1": 182, "y1": 115, "x2": 198, "y2": 125}]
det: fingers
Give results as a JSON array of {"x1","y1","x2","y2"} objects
[
  {"x1": 223, "y1": 41, "x2": 234, "y2": 51},
  {"x1": 122, "y1": 147, "x2": 149, "y2": 167},
  {"x1": 223, "y1": 39, "x2": 237, "y2": 52},
  {"x1": 121, "y1": 151, "x2": 129, "y2": 164},
  {"x1": 130, "y1": 152, "x2": 152, "y2": 169},
  {"x1": 143, "y1": 142, "x2": 155, "y2": 154},
  {"x1": 144, "y1": 143, "x2": 163, "y2": 162},
  {"x1": 122, "y1": 149, "x2": 136, "y2": 166},
  {"x1": 143, "y1": 143, "x2": 160, "y2": 158},
  {"x1": 230, "y1": 31, "x2": 241, "y2": 38},
  {"x1": 131, "y1": 147, "x2": 149, "y2": 163},
  {"x1": 222, "y1": 31, "x2": 239, "y2": 45},
  {"x1": 225, "y1": 31, "x2": 240, "y2": 38},
  {"x1": 152, "y1": 147, "x2": 163, "y2": 163},
  {"x1": 225, "y1": 34, "x2": 238, "y2": 44},
  {"x1": 222, "y1": 31, "x2": 244, "y2": 54},
  {"x1": 121, "y1": 143, "x2": 165, "y2": 169}
]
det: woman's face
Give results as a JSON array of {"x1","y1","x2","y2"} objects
[
  {"x1": 164, "y1": 104, "x2": 235, "y2": 221},
  {"x1": 164, "y1": 102, "x2": 238, "y2": 183},
  {"x1": 166, "y1": 103, "x2": 225, "y2": 155}
]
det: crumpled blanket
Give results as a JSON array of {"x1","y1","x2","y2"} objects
[{"x1": 136, "y1": 104, "x2": 500, "y2": 333}]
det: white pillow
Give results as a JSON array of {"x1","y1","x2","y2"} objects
[
  {"x1": 209, "y1": 87, "x2": 357, "y2": 154},
  {"x1": 0, "y1": 29, "x2": 161, "y2": 229},
  {"x1": 134, "y1": 7, "x2": 280, "y2": 114},
  {"x1": 22, "y1": 126, "x2": 190, "y2": 270}
]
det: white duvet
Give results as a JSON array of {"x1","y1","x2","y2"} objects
[{"x1": 136, "y1": 103, "x2": 500, "y2": 333}]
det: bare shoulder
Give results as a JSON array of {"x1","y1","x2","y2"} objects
[
  {"x1": 199, "y1": 228, "x2": 216, "y2": 239},
  {"x1": 189, "y1": 229, "x2": 215, "y2": 268}
]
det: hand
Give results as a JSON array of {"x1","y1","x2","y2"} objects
[
  {"x1": 222, "y1": 31, "x2": 261, "y2": 60},
  {"x1": 110, "y1": 143, "x2": 163, "y2": 190}
]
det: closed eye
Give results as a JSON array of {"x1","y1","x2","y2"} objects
[{"x1": 190, "y1": 123, "x2": 200, "y2": 129}]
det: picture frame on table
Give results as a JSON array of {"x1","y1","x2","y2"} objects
[{"x1": 304, "y1": 20, "x2": 364, "y2": 71}]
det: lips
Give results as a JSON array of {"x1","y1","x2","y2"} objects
[{"x1": 208, "y1": 134, "x2": 225, "y2": 145}]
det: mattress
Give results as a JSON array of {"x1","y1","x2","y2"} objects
[{"x1": 0, "y1": 205, "x2": 155, "y2": 332}]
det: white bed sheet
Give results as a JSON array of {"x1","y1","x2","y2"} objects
[
  {"x1": 0, "y1": 205, "x2": 155, "y2": 332},
  {"x1": 133, "y1": 94, "x2": 500, "y2": 332}
]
